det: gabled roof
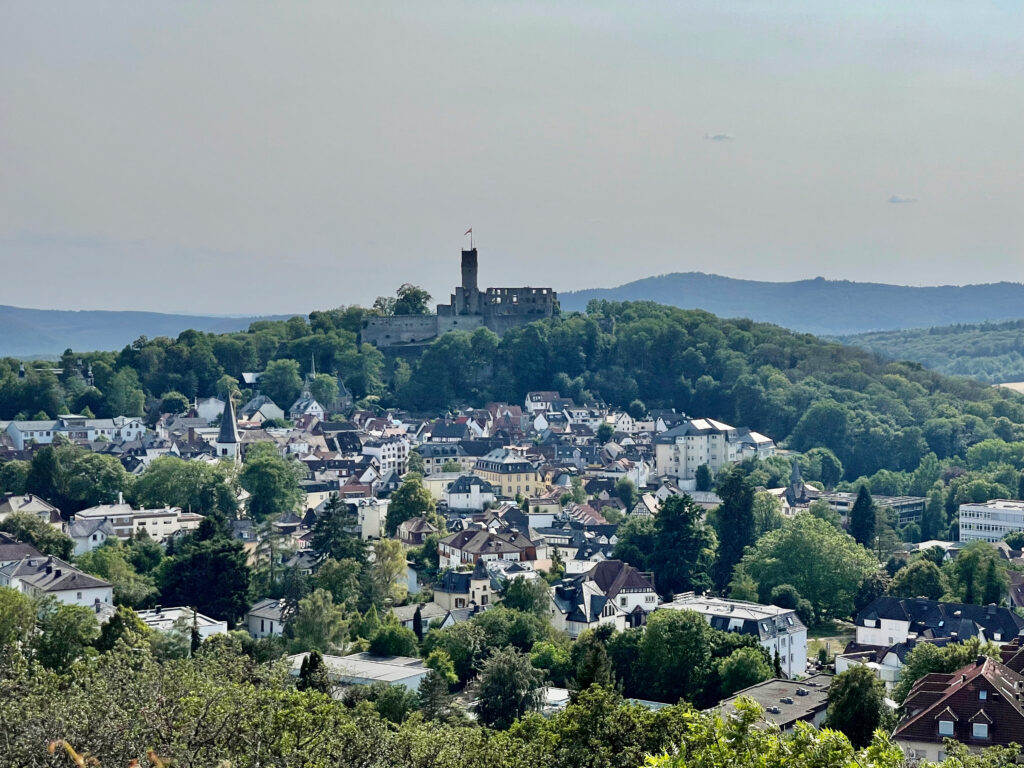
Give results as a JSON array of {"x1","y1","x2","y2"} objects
[
  {"x1": 895, "y1": 656, "x2": 1024, "y2": 747},
  {"x1": 447, "y1": 474, "x2": 495, "y2": 495},
  {"x1": 0, "y1": 555, "x2": 111, "y2": 593},
  {"x1": 0, "y1": 532, "x2": 43, "y2": 563},
  {"x1": 66, "y1": 518, "x2": 116, "y2": 539},
  {"x1": 586, "y1": 560, "x2": 656, "y2": 597},
  {"x1": 856, "y1": 596, "x2": 1024, "y2": 642}
]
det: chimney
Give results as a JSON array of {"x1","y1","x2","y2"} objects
[
  {"x1": 117, "y1": 491, "x2": 124, "y2": 505},
  {"x1": 54, "y1": 569, "x2": 62, "y2": 578}
]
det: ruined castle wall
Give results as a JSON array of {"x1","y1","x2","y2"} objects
[{"x1": 361, "y1": 315, "x2": 440, "y2": 347}]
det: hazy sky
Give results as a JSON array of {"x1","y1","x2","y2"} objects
[{"x1": 1, "y1": 1, "x2": 1022, "y2": 314}]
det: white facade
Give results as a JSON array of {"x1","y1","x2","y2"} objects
[
  {"x1": 247, "y1": 598, "x2": 287, "y2": 638},
  {"x1": 362, "y1": 437, "x2": 409, "y2": 475},
  {"x1": 5, "y1": 416, "x2": 146, "y2": 450},
  {"x1": 75, "y1": 504, "x2": 197, "y2": 542},
  {"x1": 354, "y1": 498, "x2": 388, "y2": 540},
  {"x1": 855, "y1": 615, "x2": 912, "y2": 647},
  {"x1": 958, "y1": 499, "x2": 1024, "y2": 543},
  {"x1": 659, "y1": 594, "x2": 807, "y2": 678},
  {"x1": 136, "y1": 607, "x2": 228, "y2": 639}
]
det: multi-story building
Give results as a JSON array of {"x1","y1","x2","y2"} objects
[
  {"x1": 361, "y1": 435, "x2": 409, "y2": 475},
  {"x1": 958, "y1": 499, "x2": 1024, "y2": 542},
  {"x1": 894, "y1": 655, "x2": 1024, "y2": 764},
  {"x1": 653, "y1": 419, "x2": 774, "y2": 484},
  {"x1": 658, "y1": 593, "x2": 807, "y2": 678},
  {"x1": 822, "y1": 492, "x2": 927, "y2": 527},
  {"x1": 74, "y1": 501, "x2": 203, "y2": 542},
  {"x1": 473, "y1": 447, "x2": 541, "y2": 498},
  {"x1": 5, "y1": 414, "x2": 145, "y2": 450},
  {"x1": 437, "y1": 527, "x2": 537, "y2": 570}
]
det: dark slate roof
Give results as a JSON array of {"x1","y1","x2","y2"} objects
[
  {"x1": 0, "y1": 555, "x2": 111, "y2": 593},
  {"x1": 587, "y1": 560, "x2": 656, "y2": 598},
  {"x1": 856, "y1": 597, "x2": 1024, "y2": 642},
  {"x1": 217, "y1": 397, "x2": 240, "y2": 445},
  {"x1": 430, "y1": 421, "x2": 470, "y2": 439},
  {"x1": 448, "y1": 475, "x2": 495, "y2": 495},
  {"x1": 0, "y1": 532, "x2": 43, "y2": 563},
  {"x1": 418, "y1": 444, "x2": 466, "y2": 459}
]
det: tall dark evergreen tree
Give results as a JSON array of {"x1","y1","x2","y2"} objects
[
  {"x1": 310, "y1": 497, "x2": 366, "y2": 563},
  {"x1": 412, "y1": 605, "x2": 424, "y2": 642},
  {"x1": 647, "y1": 495, "x2": 717, "y2": 595},
  {"x1": 695, "y1": 464, "x2": 712, "y2": 492},
  {"x1": 848, "y1": 486, "x2": 876, "y2": 548},
  {"x1": 297, "y1": 650, "x2": 332, "y2": 694},
  {"x1": 712, "y1": 466, "x2": 755, "y2": 590}
]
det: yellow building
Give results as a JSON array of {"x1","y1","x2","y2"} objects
[{"x1": 472, "y1": 448, "x2": 541, "y2": 498}]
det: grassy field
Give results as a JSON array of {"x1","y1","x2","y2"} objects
[{"x1": 807, "y1": 620, "x2": 855, "y2": 663}]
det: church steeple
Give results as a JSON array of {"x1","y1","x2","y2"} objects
[{"x1": 216, "y1": 395, "x2": 240, "y2": 463}]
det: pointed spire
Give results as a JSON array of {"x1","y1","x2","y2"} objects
[
  {"x1": 790, "y1": 456, "x2": 802, "y2": 485},
  {"x1": 218, "y1": 395, "x2": 239, "y2": 445},
  {"x1": 310, "y1": 353, "x2": 316, "y2": 380}
]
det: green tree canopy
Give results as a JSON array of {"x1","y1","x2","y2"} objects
[{"x1": 739, "y1": 514, "x2": 878, "y2": 622}]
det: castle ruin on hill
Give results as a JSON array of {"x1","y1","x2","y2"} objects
[{"x1": 360, "y1": 248, "x2": 557, "y2": 349}]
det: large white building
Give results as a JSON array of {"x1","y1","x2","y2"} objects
[
  {"x1": 4, "y1": 415, "x2": 146, "y2": 450},
  {"x1": 658, "y1": 593, "x2": 807, "y2": 678},
  {"x1": 74, "y1": 501, "x2": 204, "y2": 542},
  {"x1": 653, "y1": 419, "x2": 774, "y2": 484},
  {"x1": 958, "y1": 499, "x2": 1024, "y2": 543}
]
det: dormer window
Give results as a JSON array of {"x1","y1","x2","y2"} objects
[
  {"x1": 973, "y1": 723, "x2": 989, "y2": 739},
  {"x1": 938, "y1": 720, "x2": 954, "y2": 736}
]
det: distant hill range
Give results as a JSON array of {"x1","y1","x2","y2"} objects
[
  {"x1": 560, "y1": 274, "x2": 1024, "y2": 336},
  {"x1": 839, "y1": 320, "x2": 1024, "y2": 384},
  {"x1": 0, "y1": 305, "x2": 293, "y2": 358}
]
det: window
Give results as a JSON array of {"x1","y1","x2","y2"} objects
[
  {"x1": 973, "y1": 723, "x2": 989, "y2": 739},
  {"x1": 76, "y1": 592, "x2": 82, "y2": 600},
  {"x1": 620, "y1": 597, "x2": 628, "y2": 607},
  {"x1": 938, "y1": 720, "x2": 954, "y2": 737},
  {"x1": 979, "y1": 690, "x2": 987, "y2": 700},
  {"x1": 261, "y1": 619, "x2": 265, "y2": 633}
]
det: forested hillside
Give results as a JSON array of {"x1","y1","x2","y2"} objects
[
  {"x1": 840, "y1": 320, "x2": 1024, "y2": 384},
  {"x1": 5, "y1": 301, "x2": 1024, "y2": 484},
  {"x1": 560, "y1": 273, "x2": 1024, "y2": 335}
]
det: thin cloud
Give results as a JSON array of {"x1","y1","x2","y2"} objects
[
  {"x1": 704, "y1": 132, "x2": 735, "y2": 141},
  {"x1": 888, "y1": 194, "x2": 919, "y2": 204}
]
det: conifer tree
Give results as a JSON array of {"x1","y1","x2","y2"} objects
[{"x1": 849, "y1": 486, "x2": 876, "y2": 548}]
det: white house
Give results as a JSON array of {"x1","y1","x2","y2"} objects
[
  {"x1": 549, "y1": 560, "x2": 658, "y2": 638},
  {"x1": 0, "y1": 555, "x2": 113, "y2": 607},
  {"x1": 659, "y1": 593, "x2": 807, "y2": 679},
  {"x1": 66, "y1": 517, "x2": 116, "y2": 556},
  {"x1": 653, "y1": 418, "x2": 774, "y2": 484},
  {"x1": 247, "y1": 598, "x2": 287, "y2": 638},
  {"x1": 136, "y1": 606, "x2": 228, "y2": 639},
  {"x1": 446, "y1": 474, "x2": 496, "y2": 511}
]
